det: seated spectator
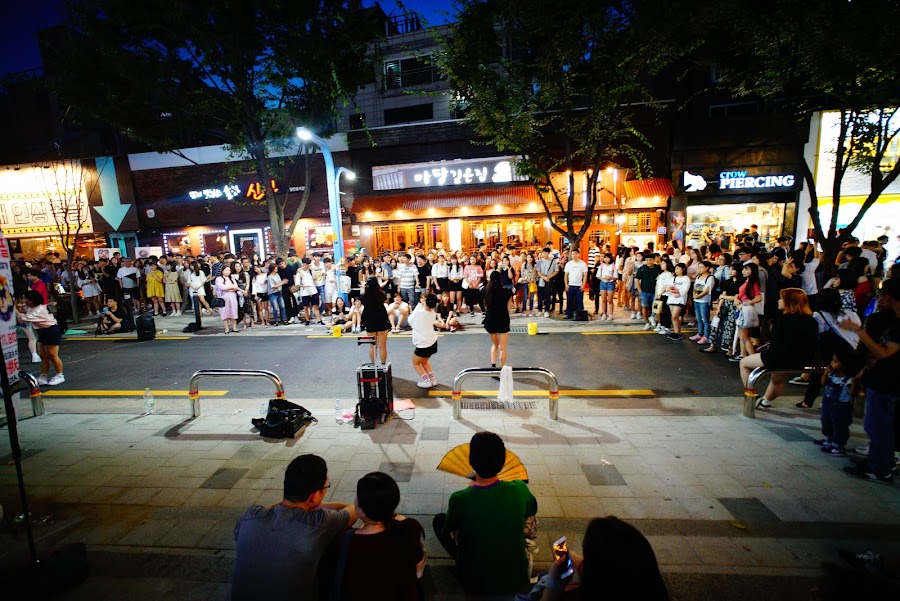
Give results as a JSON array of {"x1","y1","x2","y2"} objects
[
  {"x1": 740, "y1": 288, "x2": 818, "y2": 408},
  {"x1": 335, "y1": 472, "x2": 426, "y2": 601},
  {"x1": 98, "y1": 298, "x2": 129, "y2": 334},
  {"x1": 433, "y1": 431, "x2": 538, "y2": 595},
  {"x1": 520, "y1": 516, "x2": 668, "y2": 601},
  {"x1": 386, "y1": 292, "x2": 410, "y2": 333},
  {"x1": 232, "y1": 454, "x2": 357, "y2": 601}
]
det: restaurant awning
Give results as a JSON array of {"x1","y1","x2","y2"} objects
[
  {"x1": 623, "y1": 178, "x2": 674, "y2": 208},
  {"x1": 351, "y1": 184, "x2": 543, "y2": 214}
]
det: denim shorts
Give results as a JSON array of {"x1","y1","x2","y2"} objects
[
  {"x1": 639, "y1": 292, "x2": 655, "y2": 308},
  {"x1": 599, "y1": 281, "x2": 615, "y2": 292}
]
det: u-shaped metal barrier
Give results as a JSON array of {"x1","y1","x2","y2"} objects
[
  {"x1": 451, "y1": 367, "x2": 560, "y2": 420},
  {"x1": 743, "y1": 365, "x2": 821, "y2": 418},
  {"x1": 188, "y1": 369, "x2": 285, "y2": 417}
]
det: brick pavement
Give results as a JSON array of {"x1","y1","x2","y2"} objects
[{"x1": 1, "y1": 394, "x2": 898, "y2": 600}]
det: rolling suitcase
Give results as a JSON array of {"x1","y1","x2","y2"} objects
[
  {"x1": 354, "y1": 336, "x2": 393, "y2": 428},
  {"x1": 136, "y1": 314, "x2": 156, "y2": 341}
]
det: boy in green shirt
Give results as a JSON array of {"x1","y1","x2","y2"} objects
[{"x1": 433, "y1": 431, "x2": 538, "y2": 595}]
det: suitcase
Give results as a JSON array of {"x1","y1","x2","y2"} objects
[
  {"x1": 136, "y1": 314, "x2": 156, "y2": 341},
  {"x1": 355, "y1": 362, "x2": 393, "y2": 426}
]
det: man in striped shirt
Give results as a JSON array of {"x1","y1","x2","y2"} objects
[
  {"x1": 396, "y1": 254, "x2": 419, "y2": 308},
  {"x1": 587, "y1": 240, "x2": 601, "y2": 301}
]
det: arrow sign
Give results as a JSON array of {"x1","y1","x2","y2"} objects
[{"x1": 93, "y1": 156, "x2": 131, "y2": 231}]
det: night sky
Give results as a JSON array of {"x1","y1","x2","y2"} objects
[{"x1": 0, "y1": 0, "x2": 453, "y2": 79}]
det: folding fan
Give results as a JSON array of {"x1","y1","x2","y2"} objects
[{"x1": 437, "y1": 443, "x2": 529, "y2": 482}]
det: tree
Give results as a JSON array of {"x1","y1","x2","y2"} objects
[
  {"x1": 436, "y1": 0, "x2": 688, "y2": 251},
  {"x1": 44, "y1": 0, "x2": 382, "y2": 257},
  {"x1": 712, "y1": 0, "x2": 900, "y2": 272},
  {"x1": 36, "y1": 156, "x2": 104, "y2": 321}
]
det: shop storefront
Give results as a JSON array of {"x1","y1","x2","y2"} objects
[
  {"x1": 798, "y1": 110, "x2": 900, "y2": 249},
  {"x1": 129, "y1": 146, "x2": 350, "y2": 257},
  {"x1": 672, "y1": 165, "x2": 801, "y2": 250},
  {"x1": 0, "y1": 160, "x2": 134, "y2": 261}
]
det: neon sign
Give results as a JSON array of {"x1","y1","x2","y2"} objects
[
  {"x1": 372, "y1": 156, "x2": 527, "y2": 191},
  {"x1": 719, "y1": 172, "x2": 795, "y2": 190},
  {"x1": 187, "y1": 180, "x2": 300, "y2": 202}
]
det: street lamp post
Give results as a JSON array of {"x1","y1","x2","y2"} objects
[{"x1": 297, "y1": 127, "x2": 355, "y2": 301}]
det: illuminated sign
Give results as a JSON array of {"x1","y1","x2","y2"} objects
[
  {"x1": 681, "y1": 167, "x2": 801, "y2": 195},
  {"x1": 186, "y1": 180, "x2": 302, "y2": 202},
  {"x1": 372, "y1": 156, "x2": 528, "y2": 191},
  {"x1": 719, "y1": 171, "x2": 795, "y2": 190}
]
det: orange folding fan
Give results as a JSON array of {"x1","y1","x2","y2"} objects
[{"x1": 437, "y1": 443, "x2": 529, "y2": 482}]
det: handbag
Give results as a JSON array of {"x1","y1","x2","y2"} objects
[
  {"x1": 652, "y1": 299, "x2": 663, "y2": 314},
  {"x1": 528, "y1": 281, "x2": 538, "y2": 294},
  {"x1": 462, "y1": 278, "x2": 470, "y2": 289},
  {"x1": 210, "y1": 297, "x2": 225, "y2": 308},
  {"x1": 711, "y1": 315, "x2": 721, "y2": 329},
  {"x1": 739, "y1": 304, "x2": 759, "y2": 328},
  {"x1": 251, "y1": 399, "x2": 317, "y2": 439}
]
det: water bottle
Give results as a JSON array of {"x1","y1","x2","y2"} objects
[
  {"x1": 334, "y1": 399, "x2": 342, "y2": 424},
  {"x1": 143, "y1": 388, "x2": 155, "y2": 414}
]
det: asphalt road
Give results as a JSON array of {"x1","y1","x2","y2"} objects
[{"x1": 31, "y1": 331, "x2": 741, "y2": 402}]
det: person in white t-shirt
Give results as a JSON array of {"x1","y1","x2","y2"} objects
[
  {"x1": 563, "y1": 251, "x2": 588, "y2": 319},
  {"x1": 408, "y1": 293, "x2": 439, "y2": 388},
  {"x1": 386, "y1": 293, "x2": 411, "y2": 333},
  {"x1": 116, "y1": 258, "x2": 141, "y2": 311}
]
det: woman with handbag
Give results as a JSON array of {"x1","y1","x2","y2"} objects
[
  {"x1": 215, "y1": 266, "x2": 240, "y2": 334},
  {"x1": 520, "y1": 253, "x2": 538, "y2": 317},
  {"x1": 730, "y1": 262, "x2": 763, "y2": 362},
  {"x1": 188, "y1": 261, "x2": 213, "y2": 317},
  {"x1": 653, "y1": 258, "x2": 675, "y2": 335},
  {"x1": 232, "y1": 261, "x2": 253, "y2": 330},
  {"x1": 740, "y1": 288, "x2": 819, "y2": 409}
]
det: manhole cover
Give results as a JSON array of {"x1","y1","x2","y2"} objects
[{"x1": 460, "y1": 401, "x2": 537, "y2": 410}]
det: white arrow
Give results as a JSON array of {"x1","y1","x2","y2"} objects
[{"x1": 93, "y1": 156, "x2": 131, "y2": 231}]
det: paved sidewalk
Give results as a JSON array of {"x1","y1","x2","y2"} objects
[{"x1": 2, "y1": 394, "x2": 898, "y2": 600}]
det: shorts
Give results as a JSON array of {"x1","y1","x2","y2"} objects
[
  {"x1": 639, "y1": 292, "x2": 655, "y2": 308},
  {"x1": 37, "y1": 324, "x2": 62, "y2": 346},
  {"x1": 414, "y1": 341, "x2": 438, "y2": 358},
  {"x1": 599, "y1": 281, "x2": 615, "y2": 292},
  {"x1": 300, "y1": 293, "x2": 320, "y2": 307}
]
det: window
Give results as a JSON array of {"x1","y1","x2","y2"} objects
[
  {"x1": 349, "y1": 113, "x2": 366, "y2": 130},
  {"x1": 383, "y1": 56, "x2": 439, "y2": 90},
  {"x1": 384, "y1": 103, "x2": 434, "y2": 125}
]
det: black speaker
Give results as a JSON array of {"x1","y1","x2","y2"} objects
[{"x1": 136, "y1": 314, "x2": 156, "y2": 341}]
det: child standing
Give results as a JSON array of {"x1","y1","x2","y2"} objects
[
  {"x1": 409, "y1": 293, "x2": 439, "y2": 388},
  {"x1": 813, "y1": 350, "x2": 862, "y2": 457}
]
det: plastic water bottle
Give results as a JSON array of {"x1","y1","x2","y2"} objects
[
  {"x1": 143, "y1": 388, "x2": 155, "y2": 414},
  {"x1": 334, "y1": 399, "x2": 343, "y2": 424}
]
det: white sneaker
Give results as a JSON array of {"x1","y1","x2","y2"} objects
[
  {"x1": 643, "y1": 323, "x2": 653, "y2": 330},
  {"x1": 657, "y1": 327, "x2": 669, "y2": 335},
  {"x1": 543, "y1": 311, "x2": 549, "y2": 318},
  {"x1": 649, "y1": 316, "x2": 657, "y2": 326},
  {"x1": 632, "y1": 312, "x2": 639, "y2": 319},
  {"x1": 31, "y1": 353, "x2": 42, "y2": 363},
  {"x1": 417, "y1": 379, "x2": 434, "y2": 388},
  {"x1": 606, "y1": 315, "x2": 613, "y2": 321},
  {"x1": 47, "y1": 374, "x2": 65, "y2": 386},
  {"x1": 36, "y1": 375, "x2": 49, "y2": 385}
]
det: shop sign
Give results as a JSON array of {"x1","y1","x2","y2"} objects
[
  {"x1": 680, "y1": 167, "x2": 802, "y2": 195},
  {"x1": 0, "y1": 231, "x2": 19, "y2": 387},
  {"x1": 372, "y1": 156, "x2": 528, "y2": 191},
  {"x1": 0, "y1": 166, "x2": 94, "y2": 235},
  {"x1": 185, "y1": 180, "x2": 303, "y2": 202}
]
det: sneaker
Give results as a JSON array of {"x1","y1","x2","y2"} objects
[
  {"x1": 317, "y1": 320, "x2": 325, "y2": 325},
  {"x1": 449, "y1": 326, "x2": 456, "y2": 332},
  {"x1": 305, "y1": 321, "x2": 310, "y2": 326},
  {"x1": 843, "y1": 464, "x2": 893, "y2": 484},
  {"x1": 696, "y1": 337, "x2": 709, "y2": 345},
  {"x1": 689, "y1": 334, "x2": 701, "y2": 341},
  {"x1": 812, "y1": 438, "x2": 832, "y2": 448},
  {"x1": 633, "y1": 312, "x2": 641, "y2": 320},
  {"x1": 35, "y1": 375, "x2": 49, "y2": 386},
  {"x1": 822, "y1": 446, "x2": 846, "y2": 457},
  {"x1": 852, "y1": 444, "x2": 870, "y2": 457},
  {"x1": 543, "y1": 311, "x2": 549, "y2": 318},
  {"x1": 31, "y1": 353, "x2": 41, "y2": 363},
  {"x1": 605, "y1": 315, "x2": 613, "y2": 321},
  {"x1": 643, "y1": 323, "x2": 653, "y2": 330},
  {"x1": 667, "y1": 332, "x2": 683, "y2": 341},
  {"x1": 788, "y1": 376, "x2": 808, "y2": 386},
  {"x1": 649, "y1": 316, "x2": 657, "y2": 326},
  {"x1": 417, "y1": 378, "x2": 435, "y2": 389},
  {"x1": 47, "y1": 374, "x2": 65, "y2": 386},
  {"x1": 727, "y1": 355, "x2": 744, "y2": 362},
  {"x1": 657, "y1": 327, "x2": 669, "y2": 335}
]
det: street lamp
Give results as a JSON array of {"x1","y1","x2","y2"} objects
[{"x1": 297, "y1": 127, "x2": 355, "y2": 299}]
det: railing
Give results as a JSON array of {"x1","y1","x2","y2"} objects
[
  {"x1": 188, "y1": 369, "x2": 284, "y2": 417},
  {"x1": 451, "y1": 367, "x2": 560, "y2": 420},
  {"x1": 743, "y1": 366, "x2": 822, "y2": 418}
]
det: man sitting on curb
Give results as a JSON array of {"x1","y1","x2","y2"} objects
[
  {"x1": 433, "y1": 431, "x2": 538, "y2": 596},
  {"x1": 98, "y1": 298, "x2": 130, "y2": 334},
  {"x1": 232, "y1": 454, "x2": 357, "y2": 601}
]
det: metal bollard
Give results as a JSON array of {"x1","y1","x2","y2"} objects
[
  {"x1": 188, "y1": 369, "x2": 285, "y2": 417},
  {"x1": 451, "y1": 367, "x2": 560, "y2": 420},
  {"x1": 17, "y1": 372, "x2": 43, "y2": 417}
]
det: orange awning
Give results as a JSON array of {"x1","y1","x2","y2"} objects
[
  {"x1": 351, "y1": 185, "x2": 543, "y2": 213},
  {"x1": 623, "y1": 178, "x2": 674, "y2": 206}
]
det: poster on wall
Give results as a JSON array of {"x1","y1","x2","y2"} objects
[
  {"x1": 0, "y1": 231, "x2": 20, "y2": 387},
  {"x1": 307, "y1": 226, "x2": 334, "y2": 250},
  {"x1": 668, "y1": 211, "x2": 685, "y2": 244},
  {"x1": 93, "y1": 248, "x2": 118, "y2": 261},
  {"x1": 134, "y1": 246, "x2": 164, "y2": 259}
]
